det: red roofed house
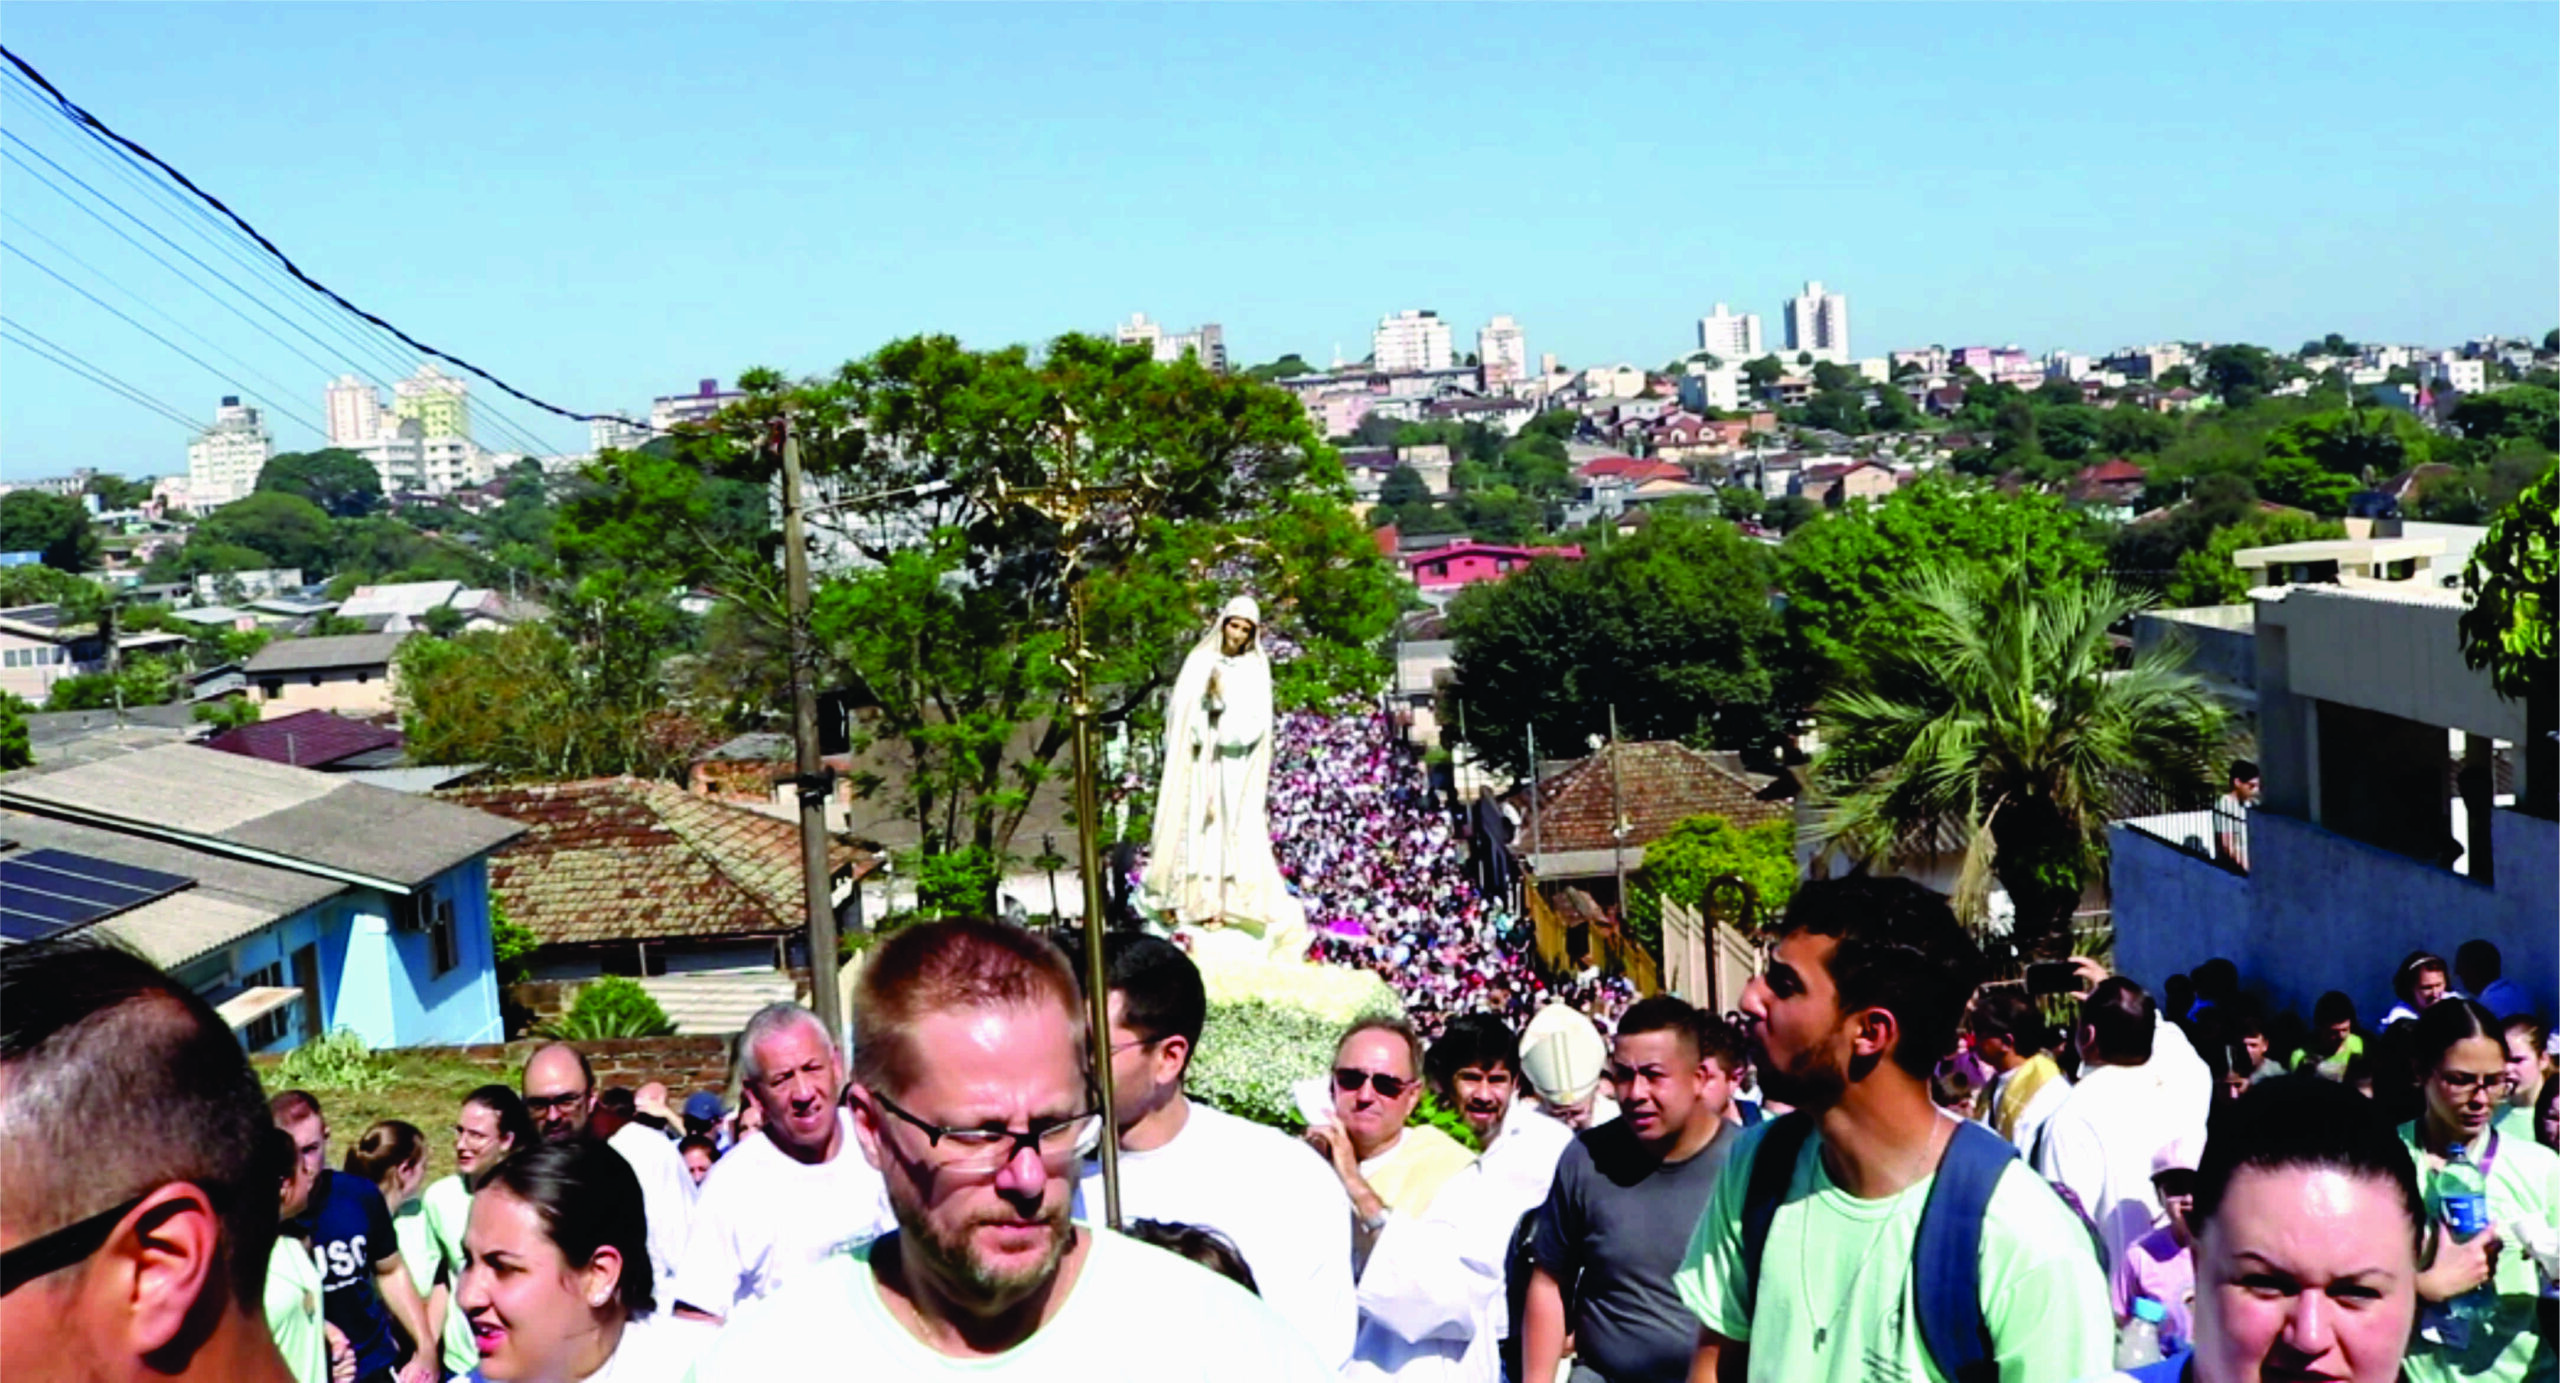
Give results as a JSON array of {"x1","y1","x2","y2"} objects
[
  {"x1": 1403, "y1": 540, "x2": 1583, "y2": 593},
  {"x1": 1800, "y1": 459, "x2": 1902, "y2": 508},
  {"x1": 2070, "y1": 458, "x2": 2148, "y2": 511},
  {"x1": 1524, "y1": 740, "x2": 1788, "y2": 904},
  {"x1": 202, "y1": 709, "x2": 405, "y2": 772},
  {"x1": 1574, "y1": 454, "x2": 1690, "y2": 486}
]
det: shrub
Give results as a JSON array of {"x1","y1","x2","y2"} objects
[
  {"x1": 543, "y1": 977, "x2": 674, "y2": 1040},
  {"x1": 272, "y1": 1027, "x2": 392, "y2": 1093},
  {"x1": 489, "y1": 895, "x2": 539, "y2": 985}
]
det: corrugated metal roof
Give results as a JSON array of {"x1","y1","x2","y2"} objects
[
  {"x1": 243, "y1": 633, "x2": 409, "y2": 675},
  {"x1": 0, "y1": 810, "x2": 342, "y2": 968}
]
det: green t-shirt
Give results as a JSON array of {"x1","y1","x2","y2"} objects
[
  {"x1": 1673, "y1": 1119, "x2": 2114, "y2": 1383},
  {"x1": 2398, "y1": 1123, "x2": 2560, "y2": 1383},
  {"x1": 404, "y1": 1175, "x2": 480, "y2": 1376},
  {"x1": 265, "y1": 1234, "x2": 329, "y2": 1383}
]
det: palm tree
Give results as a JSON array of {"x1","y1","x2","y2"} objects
[{"x1": 1808, "y1": 560, "x2": 2228, "y2": 957}]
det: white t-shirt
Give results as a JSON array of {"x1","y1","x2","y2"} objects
[
  {"x1": 608, "y1": 1123, "x2": 698, "y2": 1305},
  {"x1": 1074, "y1": 1100, "x2": 1355, "y2": 1372},
  {"x1": 2034, "y1": 1059, "x2": 2207, "y2": 1273},
  {"x1": 689, "y1": 1225, "x2": 1331, "y2": 1381},
  {"x1": 589, "y1": 1311, "x2": 714, "y2": 1383},
  {"x1": 670, "y1": 1109, "x2": 894, "y2": 1318},
  {"x1": 1983, "y1": 1064, "x2": 2073, "y2": 1163},
  {"x1": 1347, "y1": 1101, "x2": 1573, "y2": 1382}
]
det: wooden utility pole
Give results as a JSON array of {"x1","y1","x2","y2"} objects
[
  {"x1": 1608, "y1": 703, "x2": 1627, "y2": 916},
  {"x1": 778, "y1": 418, "x2": 844, "y2": 1047}
]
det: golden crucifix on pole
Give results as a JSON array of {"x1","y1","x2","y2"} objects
[{"x1": 983, "y1": 411, "x2": 1159, "y2": 1231}]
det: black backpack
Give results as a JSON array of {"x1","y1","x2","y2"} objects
[{"x1": 1737, "y1": 1113, "x2": 2018, "y2": 1383}]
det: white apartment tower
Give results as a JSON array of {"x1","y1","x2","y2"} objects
[
  {"x1": 1696, "y1": 303, "x2": 1764, "y2": 363},
  {"x1": 325, "y1": 374, "x2": 387, "y2": 446},
  {"x1": 1372, "y1": 309, "x2": 1454, "y2": 374},
  {"x1": 1477, "y1": 315, "x2": 1528, "y2": 390},
  {"x1": 1784, "y1": 280, "x2": 1850, "y2": 364},
  {"x1": 185, "y1": 396, "x2": 274, "y2": 509},
  {"x1": 1115, "y1": 314, "x2": 1228, "y2": 372}
]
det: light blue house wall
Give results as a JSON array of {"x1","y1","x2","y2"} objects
[{"x1": 2114, "y1": 808, "x2": 2558, "y2": 1026}]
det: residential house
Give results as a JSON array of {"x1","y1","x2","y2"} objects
[
  {"x1": 442, "y1": 778, "x2": 882, "y2": 1030},
  {"x1": 1800, "y1": 459, "x2": 1901, "y2": 507},
  {"x1": 244, "y1": 633, "x2": 409, "y2": 717},
  {"x1": 204, "y1": 709, "x2": 406, "y2": 772},
  {"x1": 0, "y1": 604, "x2": 193, "y2": 704},
  {"x1": 0, "y1": 742, "x2": 522, "y2": 1051},
  {"x1": 2068, "y1": 458, "x2": 2148, "y2": 519},
  {"x1": 1402, "y1": 541, "x2": 1583, "y2": 595},
  {"x1": 2111, "y1": 583, "x2": 2555, "y2": 1024},
  {"x1": 1574, "y1": 455, "x2": 1689, "y2": 487},
  {"x1": 1522, "y1": 741, "x2": 1789, "y2": 911}
]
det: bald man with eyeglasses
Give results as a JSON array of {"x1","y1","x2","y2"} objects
[{"x1": 690, "y1": 918, "x2": 1328, "y2": 1381}]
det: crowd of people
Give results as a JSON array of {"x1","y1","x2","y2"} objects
[
  {"x1": 6, "y1": 873, "x2": 2553, "y2": 1383},
  {"x1": 1260, "y1": 707, "x2": 1634, "y2": 1036}
]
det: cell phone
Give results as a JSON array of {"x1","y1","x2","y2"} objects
[{"x1": 2025, "y1": 961, "x2": 2079, "y2": 997}]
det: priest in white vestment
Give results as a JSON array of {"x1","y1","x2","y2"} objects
[{"x1": 1142, "y1": 595, "x2": 1308, "y2": 958}]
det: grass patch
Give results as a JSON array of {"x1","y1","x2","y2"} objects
[{"x1": 257, "y1": 1044, "x2": 505, "y2": 1187}]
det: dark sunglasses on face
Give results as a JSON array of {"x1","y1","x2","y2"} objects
[
  {"x1": 0, "y1": 1184, "x2": 227, "y2": 1296},
  {"x1": 1335, "y1": 1068, "x2": 1412, "y2": 1099}
]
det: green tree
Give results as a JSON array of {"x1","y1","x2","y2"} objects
[
  {"x1": 196, "y1": 492, "x2": 337, "y2": 576},
  {"x1": 0, "y1": 563, "x2": 96, "y2": 607},
  {"x1": 1624, "y1": 813, "x2": 1796, "y2": 951},
  {"x1": 1443, "y1": 511, "x2": 1783, "y2": 779},
  {"x1": 1810, "y1": 562, "x2": 2226, "y2": 955},
  {"x1": 1741, "y1": 356, "x2": 1786, "y2": 392},
  {"x1": 0, "y1": 691, "x2": 31, "y2": 770},
  {"x1": 1762, "y1": 494, "x2": 1822, "y2": 535},
  {"x1": 2164, "y1": 511, "x2": 2347, "y2": 607},
  {"x1": 2201, "y1": 345, "x2": 2276, "y2": 407},
  {"x1": 257, "y1": 449, "x2": 383, "y2": 519},
  {"x1": 43, "y1": 654, "x2": 183, "y2": 712},
  {"x1": 1865, "y1": 383, "x2": 1922, "y2": 433},
  {"x1": 0, "y1": 491, "x2": 100, "y2": 571},
  {"x1": 2253, "y1": 454, "x2": 2356, "y2": 515},
  {"x1": 1801, "y1": 390, "x2": 1868, "y2": 436},
  {"x1": 1243, "y1": 353, "x2": 1317, "y2": 382},
  {"x1": 2099, "y1": 406, "x2": 2178, "y2": 458},
  {"x1": 2459, "y1": 461, "x2": 2557, "y2": 816},
  {"x1": 84, "y1": 474, "x2": 155, "y2": 511},
  {"x1": 193, "y1": 697, "x2": 263, "y2": 731},
  {"x1": 2038, "y1": 405, "x2": 2104, "y2": 462},
  {"x1": 2449, "y1": 386, "x2": 2560, "y2": 451},
  {"x1": 1776, "y1": 480, "x2": 2102, "y2": 694},
  {"x1": 397, "y1": 612, "x2": 714, "y2": 783},
  {"x1": 1378, "y1": 464, "x2": 1432, "y2": 509}
]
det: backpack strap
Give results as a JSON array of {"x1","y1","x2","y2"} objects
[
  {"x1": 1913, "y1": 1120, "x2": 2016, "y2": 1383},
  {"x1": 1737, "y1": 1112, "x2": 1817, "y2": 1318}
]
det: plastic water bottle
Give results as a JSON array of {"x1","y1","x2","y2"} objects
[
  {"x1": 2116, "y1": 1297, "x2": 2167, "y2": 1369},
  {"x1": 2437, "y1": 1145, "x2": 2498, "y2": 1323}
]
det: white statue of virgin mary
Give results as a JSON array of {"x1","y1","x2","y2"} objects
[{"x1": 1141, "y1": 595, "x2": 1309, "y2": 960}]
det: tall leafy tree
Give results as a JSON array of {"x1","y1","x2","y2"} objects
[
  {"x1": 2459, "y1": 462, "x2": 2557, "y2": 816},
  {"x1": 0, "y1": 491, "x2": 100, "y2": 572},
  {"x1": 257, "y1": 449, "x2": 383, "y2": 518},
  {"x1": 195, "y1": 492, "x2": 337, "y2": 575},
  {"x1": 1442, "y1": 510, "x2": 1782, "y2": 778},
  {"x1": 2164, "y1": 511, "x2": 2345, "y2": 607},
  {"x1": 2202, "y1": 345, "x2": 2277, "y2": 407},
  {"x1": 1810, "y1": 562, "x2": 2227, "y2": 957}
]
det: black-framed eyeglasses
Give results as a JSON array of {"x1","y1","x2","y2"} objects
[
  {"x1": 1, "y1": 1193, "x2": 151, "y2": 1296},
  {"x1": 867, "y1": 1089, "x2": 1103, "y2": 1173},
  {"x1": 1334, "y1": 1067, "x2": 1412, "y2": 1100},
  {"x1": 522, "y1": 1090, "x2": 590, "y2": 1114}
]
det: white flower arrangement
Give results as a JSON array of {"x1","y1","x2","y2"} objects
[{"x1": 1186, "y1": 958, "x2": 1401, "y2": 1132}]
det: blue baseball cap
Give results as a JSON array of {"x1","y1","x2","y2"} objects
[{"x1": 683, "y1": 1091, "x2": 725, "y2": 1122}]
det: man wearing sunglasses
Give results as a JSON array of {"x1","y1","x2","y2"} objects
[
  {"x1": 692, "y1": 918, "x2": 1326, "y2": 1380},
  {"x1": 1309, "y1": 1017, "x2": 1477, "y2": 1251},
  {"x1": 0, "y1": 939, "x2": 300, "y2": 1383}
]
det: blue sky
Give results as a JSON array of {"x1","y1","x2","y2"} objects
[{"x1": 2, "y1": 3, "x2": 2554, "y2": 474}]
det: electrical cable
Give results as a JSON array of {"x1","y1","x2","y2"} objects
[
  {"x1": 0, "y1": 317, "x2": 203, "y2": 431},
  {"x1": 2, "y1": 43, "x2": 653, "y2": 433}
]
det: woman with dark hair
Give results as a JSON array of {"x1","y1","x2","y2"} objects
[
  {"x1": 458, "y1": 1137, "x2": 707, "y2": 1382},
  {"x1": 2398, "y1": 998, "x2": 2560, "y2": 1383},
  {"x1": 2110, "y1": 1074, "x2": 2425, "y2": 1382},
  {"x1": 414, "y1": 1087, "x2": 534, "y2": 1381},
  {"x1": 2384, "y1": 951, "x2": 2457, "y2": 1027}
]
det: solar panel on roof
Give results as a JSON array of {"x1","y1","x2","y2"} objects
[{"x1": 0, "y1": 848, "x2": 196, "y2": 946}]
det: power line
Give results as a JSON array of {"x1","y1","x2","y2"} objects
[
  {"x1": 0, "y1": 317, "x2": 203, "y2": 431},
  {"x1": 3, "y1": 43, "x2": 651, "y2": 434},
  {"x1": 1, "y1": 77, "x2": 580, "y2": 460},
  {"x1": 3, "y1": 240, "x2": 328, "y2": 439}
]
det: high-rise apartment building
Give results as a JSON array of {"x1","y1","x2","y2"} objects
[
  {"x1": 650, "y1": 378, "x2": 749, "y2": 432},
  {"x1": 1783, "y1": 280, "x2": 1850, "y2": 364},
  {"x1": 186, "y1": 396, "x2": 273, "y2": 509},
  {"x1": 591, "y1": 416, "x2": 654, "y2": 453},
  {"x1": 392, "y1": 363, "x2": 471, "y2": 441},
  {"x1": 1114, "y1": 314, "x2": 1227, "y2": 372},
  {"x1": 1696, "y1": 303, "x2": 1764, "y2": 363},
  {"x1": 1477, "y1": 315, "x2": 1528, "y2": 390},
  {"x1": 325, "y1": 375, "x2": 387, "y2": 447},
  {"x1": 1372, "y1": 310, "x2": 1454, "y2": 374}
]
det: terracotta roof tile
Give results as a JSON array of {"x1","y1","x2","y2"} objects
[
  {"x1": 1530, "y1": 741, "x2": 1787, "y2": 854},
  {"x1": 439, "y1": 779, "x2": 876, "y2": 948}
]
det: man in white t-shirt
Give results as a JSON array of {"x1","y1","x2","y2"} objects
[
  {"x1": 670, "y1": 1002, "x2": 893, "y2": 1321},
  {"x1": 522, "y1": 1042, "x2": 694, "y2": 1302},
  {"x1": 691, "y1": 918, "x2": 1327, "y2": 1381},
  {"x1": 1965, "y1": 987, "x2": 2071, "y2": 1160},
  {"x1": 2035, "y1": 978, "x2": 2208, "y2": 1273},
  {"x1": 1071, "y1": 935, "x2": 1354, "y2": 1371}
]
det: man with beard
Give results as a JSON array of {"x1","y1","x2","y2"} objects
[
  {"x1": 1346, "y1": 1013, "x2": 1571, "y2": 1381},
  {"x1": 1675, "y1": 877, "x2": 2110, "y2": 1383},
  {"x1": 520, "y1": 1042, "x2": 693, "y2": 1303},
  {"x1": 691, "y1": 918, "x2": 1326, "y2": 1380},
  {"x1": 1071, "y1": 935, "x2": 1355, "y2": 1370},
  {"x1": 672, "y1": 1002, "x2": 896, "y2": 1322},
  {"x1": 1521, "y1": 997, "x2": 1744, "y2": 1383}
]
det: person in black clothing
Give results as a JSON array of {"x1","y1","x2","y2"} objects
[{"x1": 269, "y1": 1091, "x2": 436, "y2": 1383}]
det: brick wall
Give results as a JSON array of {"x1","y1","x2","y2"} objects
[{"x1": 430, "y1": 1035, "x2": 739, "y2": 1097}]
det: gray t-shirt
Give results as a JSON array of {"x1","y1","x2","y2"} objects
[{"x1": 1529, "y1": 1115, "x2": 1740, "y2": 1383}]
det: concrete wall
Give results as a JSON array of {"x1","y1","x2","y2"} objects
[
  {"x1": 252, "y1": 665, "x2": 399, "y2": 719},
  {"x1": 2113, "y1": 808, "x2": 2557, "y2": 1027},
  {"x1": 321, "y1": 861, "x2": 503, "y2": 1049}
]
